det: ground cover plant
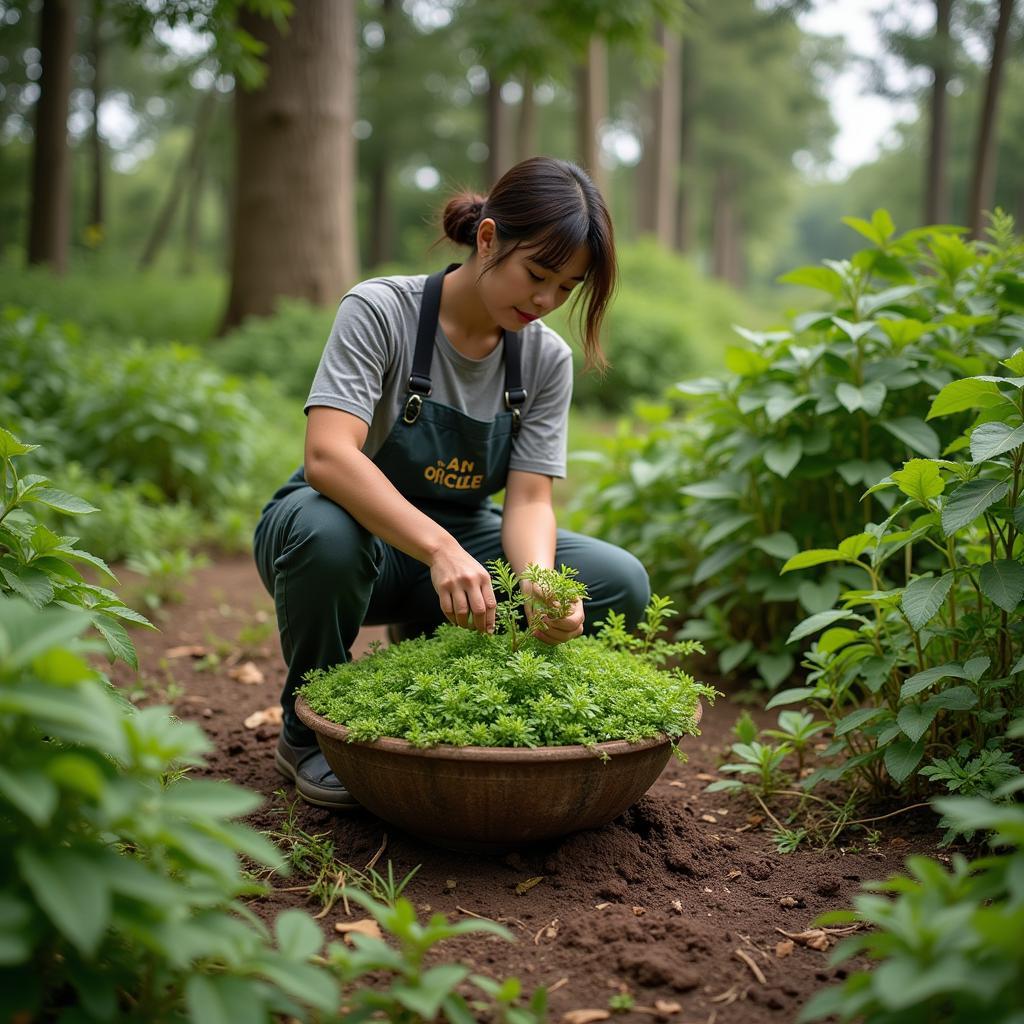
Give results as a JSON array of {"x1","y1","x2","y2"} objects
[
  {"x1": 302, "y1": 561, "x2": 712, "y2": 749},
  {"x1": 568, "y1": 210, "x2": 1024, "y2": 689}
]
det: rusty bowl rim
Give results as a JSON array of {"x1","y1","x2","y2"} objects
[{"x1": 295, "y1": 694, "x2": 702, "y2": 763}]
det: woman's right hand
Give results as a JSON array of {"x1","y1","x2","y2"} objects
[{"x1": 429, "y1": 541, "x2": 497, "y2": 635}]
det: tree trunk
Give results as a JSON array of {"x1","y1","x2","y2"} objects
[
  {"x1": 967, "y1": 0, "x2": 1014, "y2": 239},
  {"x1": 88, "y1": 0, "x2": 105, "y2": 244},
  {"x1": 652, "y1": 24, "x2": 681, "y2": 247},
  {"x1": 139, "y1": 88, "x2": 217, "y2": 270},
  {"x1": 711, "y1": 167, "x2": 743, "y2": 286},
  {"x1": 368, "y1": 0, "x2": 394, "y2": 268},
  {"x1": 27, "y1": 0, "x2": 77, "y2": 272},
  {"x1": 575, "y1": 36, "x2": 608, "y2": 198},
  {"x1": 676, "y1": 37, "x2": 696, "y2": 253},
  {"x1": 924, "y1": 0, "x2": 952, "y2": 225},
  {"x1": 222, "y1": 0, "x2": 358, "y2": 331},
  {"x1": 486, "y1": 71, "x2": 513, "y2": 185},
  {"x1": 180, "y1": 134, "x2": 206, "y2": 275},
  {"x1": 517, "y1": 72, "x2": 538, "y2": 163}
]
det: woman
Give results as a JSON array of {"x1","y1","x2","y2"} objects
[{"x1": 255, "y1": 156, "x2": 650, "y2": 809}]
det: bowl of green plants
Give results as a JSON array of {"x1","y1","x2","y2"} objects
[{"x1": 296, "y1": 561, "x2": 711, "y2": 851}]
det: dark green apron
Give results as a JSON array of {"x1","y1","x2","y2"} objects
[{"x1": 371, "y1": 264, "x2": 527, "y2": 507}]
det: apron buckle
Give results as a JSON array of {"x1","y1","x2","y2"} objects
[
  {"x1": 402, "y1": 393, "x2": 424, "y2": 424},
  {"x1": 511, "y1": 407, "x2": 521, "y2": 436}
]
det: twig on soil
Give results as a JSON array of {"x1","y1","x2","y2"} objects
[
  {"x1": 737, "y1": 932, "x2": 771, "y2": 963},
  {"x1": 456, "y1": 905, "x2": 496, "y2": 922},
  {"x1": 532, "y1": 918, "x2": 559, "y2": 945},
  {"x1": 709, "y1": 985, "x2": 739, "y2": 1005},
  {"x1": 734, "y1": 948, "x2": 766, "y2": 985},
  {"x1": 842, "y1": 802, "x2": 932, "y2": 826},
  {"x1": 548, "y1": 977, "x2": 569, "y2": 994},
  {"x1": 363, "y1": 834, "x2": 388, "y2": 873},
  {"x1": 754, "y1": 794, "x2": 788, "y2": 834}
]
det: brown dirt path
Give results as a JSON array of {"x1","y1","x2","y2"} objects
[{"x1": 110, "y1": 555, "x2": 943, "y2": 1024}]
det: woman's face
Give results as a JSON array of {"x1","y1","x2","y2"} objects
[{"x1": 475, "y1": 220, "x2": 591, "y2": 332}]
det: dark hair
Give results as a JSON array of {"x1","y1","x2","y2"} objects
[{"x1": 441, "y1": 157, "x2": 616, "y2": 372}]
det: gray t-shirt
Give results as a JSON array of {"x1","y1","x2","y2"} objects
[{"x1": 306, "y1": 275, "x2": 574, "y2": 478}]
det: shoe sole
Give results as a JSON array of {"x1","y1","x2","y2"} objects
[{"x1": 274, "y1": 748, "x2": 360, "y2": 810}]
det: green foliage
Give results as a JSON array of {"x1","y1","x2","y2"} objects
[
  {"x1": 489, "y1": 559, "x2": 588, "y2": 653},
  {"x1": 0, "y1": 595, "x2": 340, "y2": 1023},
  {"x1": 0, "y1": 428, "x2": 153, "y2": 667},
  {"x1": 570, "y1": 212, "x2": 1024, "y2": 689},
  {"x1": 326, "y1": 889, "x2": 548, "y2": 1024},
  {"x1": 0, "y1": 306, "x2": 303, "y2": 559},
  {"x1": 799, "y1": 795, "x2": 1024, "y2": 1024},
  {"x1": 303, "y1": 567, "x2": 711, "y2": 750}
]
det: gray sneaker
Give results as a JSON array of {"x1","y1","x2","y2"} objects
[{"x1": 275, "y1": 735, "x2": 360, "y2": 810}]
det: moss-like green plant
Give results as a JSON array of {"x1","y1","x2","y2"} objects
[{"x1": 302, "y1": 562, "x2": 713, "y2": 752}]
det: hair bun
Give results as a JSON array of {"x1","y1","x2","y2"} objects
[{"x1": 442, "y1": 192, "x2": 487, "y2": 247}]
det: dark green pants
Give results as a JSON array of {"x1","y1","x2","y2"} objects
[{"x1": 254, "y1": 469, "x2": 651, "y2": 744}]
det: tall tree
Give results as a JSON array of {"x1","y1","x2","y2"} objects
[
  {"x1": 87, "y1": 0, "x2": 106, "y2": 244},
  {"x1": 222, "y1": 0, "x2": 358, "y2": 331},
  {"x1": 27, "y1": 0, "x2": 77, "y2": 272},
  {"x1": 574, "y1": 37, "x2": 608, "y2": 195},
  {"x1": 968, "y1": 0, "x2": 1016, "y2": 236},
  {"x1": 925, "y1": 0, "x2": 954, "y2": 223}
]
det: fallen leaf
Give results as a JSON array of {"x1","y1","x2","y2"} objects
[
  {"x1": 779, "y1": 895, "x2": 801, "y2": 908},
  {"x1": 631, "y1": 905, "x2": 646, "y2": 916},
  {"x1": 715, "y1": 808, "x2": 729, "y2": 816},
  {"x1": 700, "y1": 814, "x2": 718, "y2": 824},
  {"x1": 668, "y1": 781, "x2": 686, "y2": 788},
  {"x1": 776, "y1": 927, "x2": 830, "y2": 951},
  {"x1": 334, "y1": 918, "x2": 382, "y2": 943},
  {"x1": 775, "y1": 940, "x2": 795, "y2": 958},
  {"x1": 229, "y1": 661, "x2": 265, "y2": 685},
  {"x1": 696, "y1": 772, "x2": 717, "y2": 782},
  {"x1": 515, "y1": 876, "x2": 544, "y2": 896},
  {"x1": 562, "y1": 1011, "x2": 610, "y2": 1024},
  {"x1": 747, "y1": 814, "x2": 766, "y2": 827},
  {"x1": 166, "y1": 645, "x2": 208, "y2": 659},
  {"x1": 734, "y1": 948, "x2": 766, "y2": 985},
  {"x1": 654, "y1": 1000, "x2": 682, "y2": 1014},
  {"x1": 671, "y1": 899, "x2": 683, "y2": 914},
  {"x1": 727, "y1": 869, "x2": 742, "y2": 880},
  {"x1": 594, "y1": 902, "x2": 611, "y2": 910},
  {"x1": 244, "y1": 706, "x2": 283, "y2": 729}
]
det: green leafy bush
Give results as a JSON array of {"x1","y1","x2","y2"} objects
[
  {"x1": 767, "y1": 344, "x2": 1024, "y2": 800},
  {"x1": 303, "y1": 562, "x2": 711, "y2": 749},
  {"x1": 0, "y1": 596, "x2": 340, "y2": 1023},
  {"x1": 0, "y1": 428, "x2": 152, "y2": 667},
  {"x1": 800, "y1": 791, "x2": 1024, "y2": 1024},
  {"x1": 569, "y1": 211, "x2": 1024, "y2": 687}
]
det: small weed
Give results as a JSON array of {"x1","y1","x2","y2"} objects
[
  {"x1": 128, "y1": 547, "x2": 210, "y2": 609},
  {"x1": 609, "y1": 992, "x2": 635, "y2": 1012}
]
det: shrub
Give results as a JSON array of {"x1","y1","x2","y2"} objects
[
  {"x1": 800, "y1": 788, "x2": 1024, "y2": 1024},
  {"x1": 569, "y1": 211, "x2": 1024, "y2": 688},
  {"x1": 303, "y1": 562, "x2": 711, "y2": 749},
  {"x1": 0, "y1": 595, "x2": 340, "y2": 1023}
]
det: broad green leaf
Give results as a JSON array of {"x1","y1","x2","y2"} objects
[
  {"x1": 891, "y1": 459, "x2": 944, "y2": 503},
  {"x1": 274, "y1": 909, "x2": 324, "y2": 960},
  {"x1": 700, "y1": 513, "x2": 754, "y2": 550},
  {"x1": 765, "y1": 393, "x2": 811, "y2": 422},
  {"x1": 680, "y1": 479, "x2": 740, "y2": 500},
  {"x1": 693, "y1": 542, "x2": 746, "y2": 585},
  {"x1": 718, "y1": 641, "x2": 752, "y2": 674},
  {"x1": 836, "y1": 381, "x2": 887, "y2": 415},
  {"x1": 926, "y1": 377, "x2": 1004, "y2": 419},
  {"x1": 836, "y1": 706, "x2": 886, "y2": 736},
  {"x1": 0, "y1": 564, "x2": 54, "y2": 607},
  {"x1": 0, "y1": 428, "x2": 39, "y2": 459},
  {"x1": 797, "y1": 580, "x2": 841, "y2": 614},
  {"x1": 880, "y1": 417, "x2": 941, "y2": 458},
  {"x1": 675, "y1": 376, "x2": 725, "y2": 397},
  {"x1": 970, "y1": 422, "x2": 1024, "y2": 462},
  {"x1": 902, "y1": 573, "x2": 953, "y2": 630},
  {"x1": 872, "y1": 208, "x2": 895, "y2": 241},
  {"x1": 838, "y1": 533, "x2": 875, "y2": 560},
  {"x1": 92, "y1": 615, "x2": 136, "y2": 669},
  {"x1": 765, "y1": 687, "x2": 816, "y2": 710},
  {"x1": 0, "y1": 766, "x2": 59, "y2": 826},
  {"x1": 777, "y1": 265, "x2": 844, "y2": 294},
  {"x1": 877, "y1": 319, "x2": 930, "y2": 347},
  {"x1": 900, "y1": 663, "x2": 967, "y2": 700},
  {"x1": 842, "y1": 214, "x2": 888, "y2": 247},
  {"x1": 897, "y1": 704, "x2": 939, "y2": 743},
  {"x1": 764, "y1": 437, "x2": 803, "y2": 478},
  {"x1": 756, "y1": 651, "x2": 794, "y2": 689},
  {"x1": 753, "y1": 532, "x2": 799, "y2": 561},
  {"x1": 25, "y1": 488, "x2": 99, "y2": 516},
  {"x1": 60, "y1": 547, "x2": 118, "y2": 583},
  {"x1": 817, "y1": 627, "x2": 860, "y2": 654},
  {"x1": 924, "y1": 686, "x2": 977, "y2": 711},
  {"x1": 884, "y1": 738, "x2": 926, "y2": 784},
  {"x1": 185, "y1": 976, "x2": 262, "y2": 1024},
  {"x1": 16, "y1": 848, "x2": 111, "y2": 957},
  {"x1": 724, "y1": 347, "x2": 770, "y2": 376},
  {"x1": 963, "y1": 656, "x2": 990, "y2": 683},
  {"x1": 161, "y1": 779, "x2": 263, "y2": 820},
  {"x1": 978, "y1": 559, "x2": 1024, "y2": 612},
  {"x1": 1002, "y1": 348, "x2": 1024, "y2": 375},
  {"x1": 393, "y1": 965, "x2": 471, "y2": 1019},
  {"x1": 941, "y1": 478, "x2": 1010, "y2": 536},
  {"x1": 0, "y1": 601, "x2": 91, "y2": 670},
  {"x1": 781, "y1": 549, "x2": 843, "y2": 573},
  {"x1": 832, "y1": 317, "x2": 877, "y2": 344},
  {"x1": 787, "y1": 610, "x2": 857, "y2": 645}
]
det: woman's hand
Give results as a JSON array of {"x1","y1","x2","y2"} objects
[
  {"x1": 429, "y1": 541, "x2": 497, "y2": 635},
  {"x1": 524, "y1": 587, "x2": 584, "y2": 645}
]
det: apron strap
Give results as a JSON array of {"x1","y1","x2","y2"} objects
[{"x1": 404, "y1": 262, "x2": 527, "y2": 436}]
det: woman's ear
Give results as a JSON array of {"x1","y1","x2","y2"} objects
[{"x1": 476, "y1": 217, "x2": 496, "y2": 258}]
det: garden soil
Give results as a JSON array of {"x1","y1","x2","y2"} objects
[{"x1": 109, "y1": 555, "x2": 946, "y2": 1024}]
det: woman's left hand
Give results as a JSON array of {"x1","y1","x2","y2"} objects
[{"x1": 527, "y1": 595, "x2": 584, "y2": 645}]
